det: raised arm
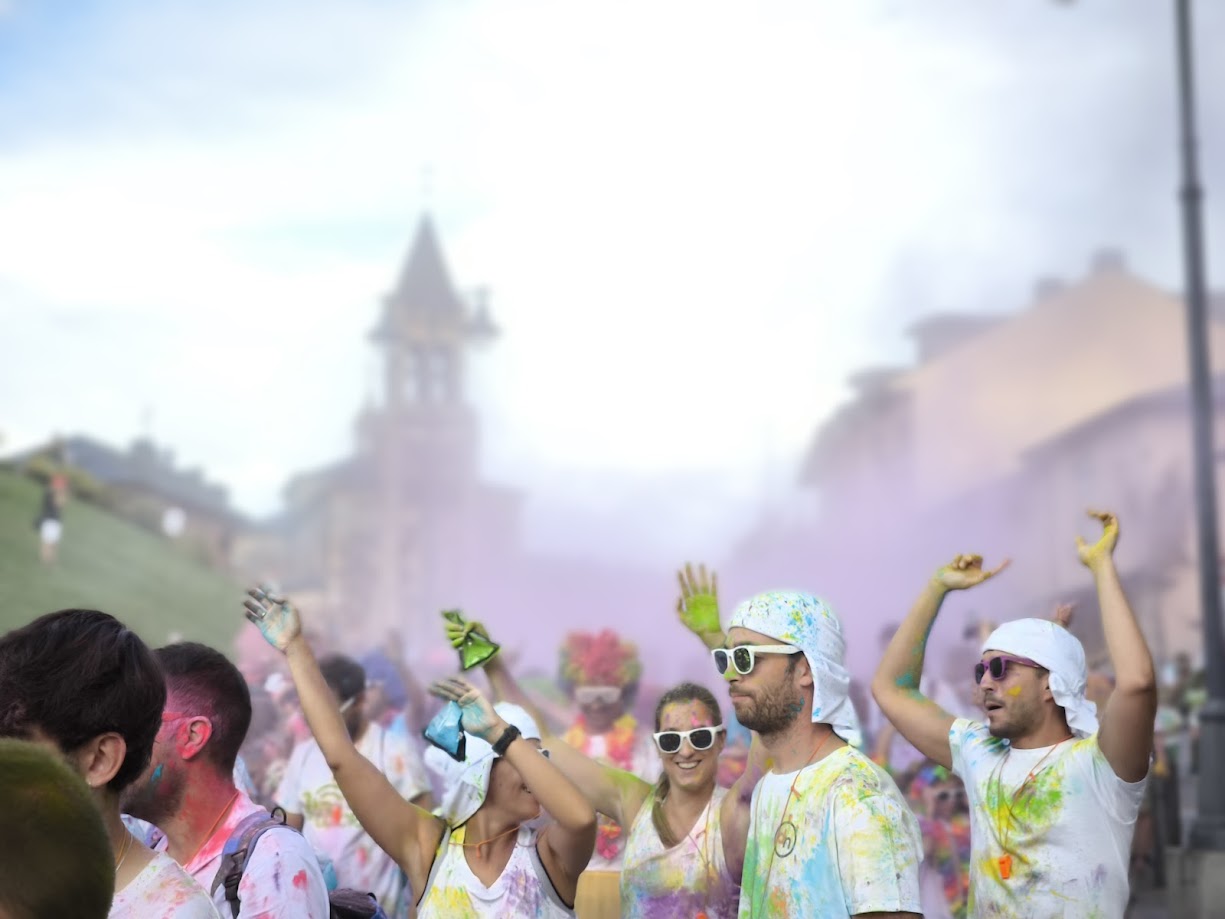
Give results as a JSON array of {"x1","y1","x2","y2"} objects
[
  {"x1": 872, "y1": 555, "x2": 1009, "y2": 769},
  {"x1": 1076, "y1": 511, "x2": 1156, "y2": 782},
  {"x1": 430, "y1": 678, "x2": 597, "y2": 885},
  {"x1": 244, "y1": 590, "x2": 444, "y2": 892}
]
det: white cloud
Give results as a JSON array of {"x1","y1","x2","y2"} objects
[{"x1": 1, "y1": 0, "x2": 1219, "y2": 562}]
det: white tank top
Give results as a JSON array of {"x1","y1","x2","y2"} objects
[
  {"x1": 417, "y1": 823, "x2": 574, "y2": 919},
  {"x1": 620, "y1": 785, "x2": 741, "y2": 919}
]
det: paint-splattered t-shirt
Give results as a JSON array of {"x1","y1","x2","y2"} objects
[
  {"x1": 110, "y1": 851, "x2": 221, "y2": 918},
  {"x1": 620, "y1": 785, "x2": 740, "y2": 919},
  {"x1": 154, "y1": 791, "x2": 331, "y2": 919},
  {"x1": 417, "y1": 823, "x2": 573, "y2": 918},
  {"x1": 276, "y1": 722, "x2": 430, "y2": 919},
  {"x1": 949, "y1": 718, "x2": 1147, "y2": 918},
  {"x1": 739, "y1": 745, "x2": 922, "y2": 918}
]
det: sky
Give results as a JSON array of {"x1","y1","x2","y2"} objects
[{"x1": 1, "y1": 0, "x2": 1223, "y2": 567}]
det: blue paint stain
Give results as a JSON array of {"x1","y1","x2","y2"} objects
[{"x1": 150, "y1": 764, "x2": 163, "y2": 785}]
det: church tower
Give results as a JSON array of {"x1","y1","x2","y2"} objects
[{"x1": 363, "y1": 215, "x2": 499, "y2": 637}]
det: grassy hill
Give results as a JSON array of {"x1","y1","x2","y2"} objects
[{"x1": 0, "y1": 469, "x2": 244, "y2": 652}]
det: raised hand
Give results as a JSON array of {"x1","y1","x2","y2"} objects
[
  {"x1": 243, "y1": 586, "x2": 302, "y2": 652},
  {"x1": 1052, "y1": 602, "x2": 1075, "y2": 629},
  {"x1": 932, "y1": 554, "x2": 1010, "y2": 591},
  {"x1": 429, "y1": 677, "x2": 507, "y2": 744},
  {"x1": 1076, "y1": 509, "x2": 1120, "y2": 572},
  {"x1": 677, "y1": 562, "x2": 722, "y2": 638},
  {"x1": 444, "y1": 617, "x2": 489, "y2": 650}
]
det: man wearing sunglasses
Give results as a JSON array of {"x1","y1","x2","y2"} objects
[
  {"x1": 719, "y1": 591, "x2": 922, "y2": 918},
  {"x1": 872, "y1": 511, "x2": 1155, "y2": 918}
]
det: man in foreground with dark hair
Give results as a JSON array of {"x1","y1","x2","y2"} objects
[
  {"x1": 0, "y1": 609, "x2": 219, "y2": 918},
  {"x1": 0, "y1": 737, "x2": 115, "y2": 918},
  {"x1": 123, "y1": 642, "x2": 329, "y2": 918}
]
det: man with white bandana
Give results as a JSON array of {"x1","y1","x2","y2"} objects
[
  {"x1": 718, "y1": 590, "x2": 922, "y2": 918},
  {"x1": 872, "y1": 511, "x2": 1156, "y2": 918}
]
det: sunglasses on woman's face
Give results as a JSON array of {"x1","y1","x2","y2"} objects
[
  {"x1": 711, "y1": 644, "x2": 801, "y2": 676},
  {"x1": 974, "y1": 654, "x2": 1042, "y2": 684},
  {"x1": 653, "y1": 725, "x2": 725, "y2": 754}
]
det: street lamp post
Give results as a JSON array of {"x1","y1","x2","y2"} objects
[{"x1": 1173, "y1": 0, "x2": 1225, "y2": 853}]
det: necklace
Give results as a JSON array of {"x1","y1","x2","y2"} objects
[
  {"x1": 187, "y1": 790, "x2": 241, "y2": 867},
  {"x1": 750, "y1": 729, "x2": 839, "y2": 916},
  {"x1": 990, "y1": 735, "x2": 1072, "y2": 880},
  {"x1": 455, "y1": 821, "x2": 521, "y2": 851},
  {"x1": 114, "y1": 829, "x2": 134, "y2": 875}
]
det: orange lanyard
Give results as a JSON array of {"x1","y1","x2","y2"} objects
[{"x1": 990, "y1": 737, "x2": 1071, "y2": 880}]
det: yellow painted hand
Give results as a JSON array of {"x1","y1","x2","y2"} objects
[
  {"x1": 444, "y1": 617, "x2": 489, "y2": 650},
  {"x1": 676, "y1": 562, "x2": 721, "y2": 637},
  {"x1": 1076, "y1": 509, "x2": 1119, "y2": 571},
  {"x1": 933, "y1": 554, "x2": 1010, "y2": 591}
]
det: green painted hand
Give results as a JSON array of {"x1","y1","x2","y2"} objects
[
  {"x1": 676, "y1": 562, "x2": 721, "y2": 637},
  {"x1": 243, "y1": 586, "x2": 302, "y2": 652}
]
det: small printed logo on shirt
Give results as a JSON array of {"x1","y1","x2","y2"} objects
[{"x1": 774, "y1": 821, "x2": 797, "y2": 858}]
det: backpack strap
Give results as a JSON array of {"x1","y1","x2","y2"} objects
[{"x1": 210, "y1": 806, "x2": 291, "y2": 918}]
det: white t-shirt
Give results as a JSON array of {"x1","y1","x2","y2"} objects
[
  {"x1": 739, "y1": 745, "x2": 923, "y2": 918},
  {"x1": 620, "y1": 785, "x2": 740, "y2": 919},
  {"x1": 154, "y1": 791, "x2": 330, "y2": 919},
  {"x1": 949, "y1": 718, "x2": 1148, "y2": 918},
  {"x1": 417, "y1": 824, "x2": 573, "y2": 918},
  {"x1": 110, "y1": 851, "x2": 221, "y2": 919},
  {"x1": 276, "y1": 722, "x2": 430, "y2": 919}
]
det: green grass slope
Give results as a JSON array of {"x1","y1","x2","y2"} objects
[{"x1": 0, "y1": 470, "x2": 243, "y2": 651}]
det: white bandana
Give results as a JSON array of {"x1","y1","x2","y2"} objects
[
  {"x1": 981, "y1": 618, "x2": 1099, "y2": 737},
  {"x1": 728, "y1": 591, "x2": 863, "y2": 747}
]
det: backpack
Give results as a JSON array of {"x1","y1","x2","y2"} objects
[{"x1": 212, "y1": 807, "x2": 389, "y2": 919}]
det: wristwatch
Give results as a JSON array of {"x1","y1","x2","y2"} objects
[{"x1": 492, "y1": 724, "x2": 521, "y2": 757}]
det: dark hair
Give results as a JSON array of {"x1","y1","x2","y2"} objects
[
  {"x1": 154, "y1": 642, "x2": 252, "y2": 774},
  {"x1": 0, "y1": 609, "x2": 165, "y2": 793},
  {"x1": 320, "y1": 654, "x2": 366, "y2": 703},
  {"x1": 0, "y1": 739, "x2": 115, "y2": 919},
  {"x1": 650, "y1": 682, "x2": 723, "y2": 848}
]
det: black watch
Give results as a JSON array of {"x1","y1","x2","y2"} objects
[{"x1": 492, "y1": 724, "x2": 521, "y2": 757}]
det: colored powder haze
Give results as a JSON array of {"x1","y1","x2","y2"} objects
[{"x1": 2, "y1": 0, "x2": 1224, "y2": 687}]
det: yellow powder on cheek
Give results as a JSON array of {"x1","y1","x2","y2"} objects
[{"x1": 1006, "y1": 686, "x2": 1022, "y2": 697}]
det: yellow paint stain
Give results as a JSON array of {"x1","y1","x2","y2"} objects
[{"x1": 1006, "y1": 686, "x2": 1022, "y2": 697}]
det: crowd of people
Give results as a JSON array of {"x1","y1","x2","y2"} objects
[{"x1": 0, "y1": 509, "x2": 1177, "y2": 917}]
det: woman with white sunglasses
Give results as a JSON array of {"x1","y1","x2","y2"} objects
[{"x1": 450, "y1": 566, "x2": 767, "y2": 919}]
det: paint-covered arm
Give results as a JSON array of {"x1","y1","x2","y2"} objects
[
  {"x1": 676, "y1": 563, "x2": 726, "y2": 651},
  {"x1": 1078, "y1": 511, "x2": 1156, "y2": 782},
  {"x1": 431, "y1": 678, "x2": 598, "y2": 885},
  {"x1": 243, "y1": 591, "x2": 444, "y2": 893},
  {"x1": 540, "y1": 733, "x2": 653, "y2": 828},
  {"x1": 871, "y1": 555, "x2": 1008, "y2": 770},
  {"x1": 719, "y1": 733, "x2": 771, "y2": 884}
]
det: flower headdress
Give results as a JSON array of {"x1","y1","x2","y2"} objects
[{"x1": 558, "y1": 630, "x2": 642, "y2": 690}]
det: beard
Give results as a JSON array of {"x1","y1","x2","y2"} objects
[
  {"x1": 121, "y1": 762, "x2": 183, "y2": 827},
  {"x1": 733, "y1": 679, "x2": 804, "y2": 736}
]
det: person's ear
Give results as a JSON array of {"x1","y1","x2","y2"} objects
[
  {"x1": 176, "y1": 716, "x2": 214, "y2": 762},
  {"x1": 75, "y1": 732, "x2": 128, "y2": 789},
  {"x1": 794, "y1": 655, "x2": 814, "y2": 690}
]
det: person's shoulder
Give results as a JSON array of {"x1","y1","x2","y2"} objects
[
  {"x1": 142, "y1": 852, "x2": 220, "y2": 915},
  {"x1": 824, "y1": 747, "x2": 907, "y2": 802},
  {"x1": 244, "y1": 821, "x2": 324, "y2": 883}
]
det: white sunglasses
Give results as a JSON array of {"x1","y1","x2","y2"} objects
[
  {"x1": 653, "y1": 725, "x2": 725, "y2": 753},
  {"x1": 712, "y1": 644, "x2": 800, "y2": 676}
]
